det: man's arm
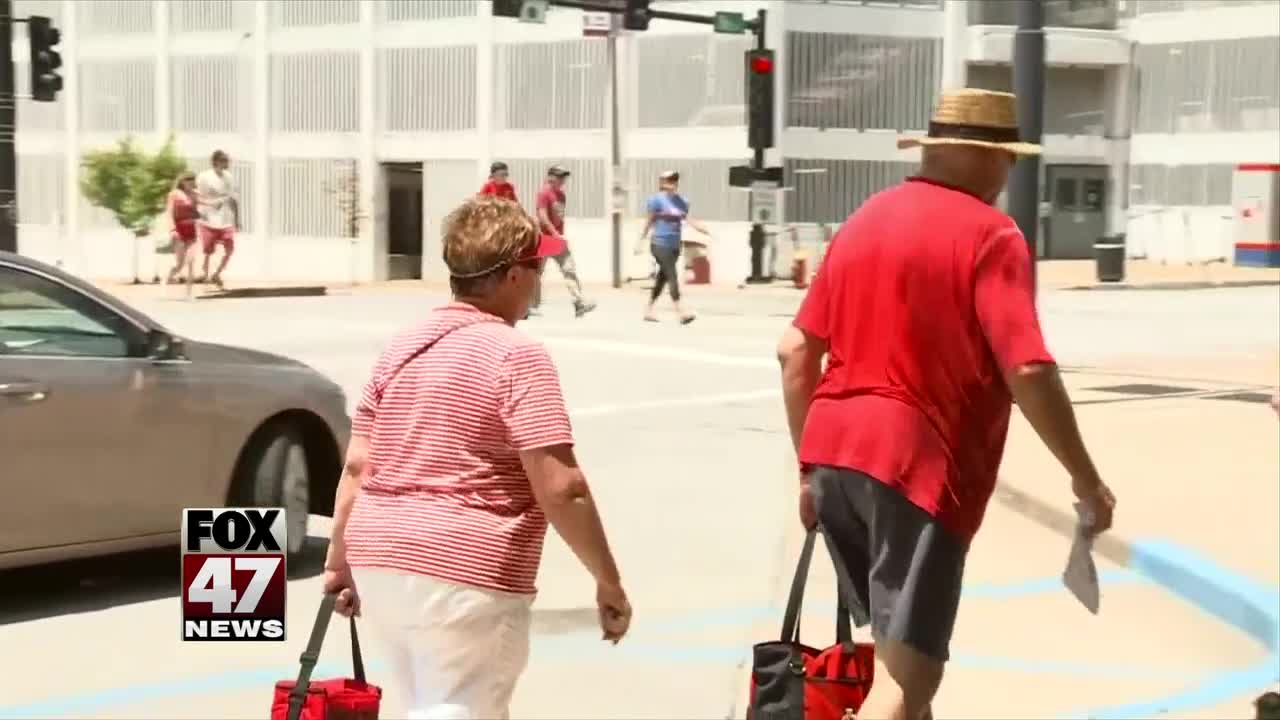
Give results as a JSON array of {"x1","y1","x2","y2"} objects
[
  {"x1": 777, "y1": 325, "x2": 827, "y2": 456},
  {"x1": 537, "y1": 207, "x2": 559, "y2": 237},
  {"x1": 777, "y1": 260, "x2": 833, "y2": 456},
  {"x1": 975, "y1": 226, "x2": 1114, "y2": 531}
]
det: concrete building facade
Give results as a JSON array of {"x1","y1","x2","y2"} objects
[{"x1": 10, "y1": 0, "x2": 1280, "y2": 286}]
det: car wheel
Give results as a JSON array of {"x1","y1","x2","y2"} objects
[{"x1": 247, "y1": 425, "x2": 310, "y2": 559}]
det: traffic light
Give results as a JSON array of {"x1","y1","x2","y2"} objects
[
  {"x1": 623, "y1": 0, "x2": 651, "y2": 31},
  {"x1": 28, "y1": 15, "x2": 63, "y2": 103},
  {"x1": 745, "y1": 49, "x2": 775, "y2": 150},
  {"x1": 492, "y1": 0, "x2": 521, "y2": 18}
]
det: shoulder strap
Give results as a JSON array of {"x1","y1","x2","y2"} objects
[
  {"x1": 286, "y1": 594, "x2": 366, "y2": 720},
  {"x1": 780, "y1": 529, "x2": 854, "y2": 645}
]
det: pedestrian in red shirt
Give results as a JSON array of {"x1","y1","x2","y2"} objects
[
  {"x1": 479, "y1": 161, "x2": 518, "y2": 202},
  {"x1": 530, "y1": 164, "x2": 596, "y2": 318},
  {"x1": 322, "y1": 195, "x2": 631, "y2": 717},
  {"x1": 776, "y1": 89, "x2": 1116, "y2": 720}
]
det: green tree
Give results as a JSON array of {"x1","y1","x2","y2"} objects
[{"x1": 80, "y1": 135, "x2": 188, "y2": 240}]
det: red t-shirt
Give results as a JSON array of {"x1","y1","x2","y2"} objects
[
  {"x1": 536, "y1": 182, "x2": 566, "y2": 235},
  {"x1": 794, "y1": 177, "x2": 1055, "y2": 543},
  {"x1": 479, "y1": 179, "x2": 518, "y2": 203},
  {"x1": 343, "y1": 303, "x2": 574, "y2": 595}
]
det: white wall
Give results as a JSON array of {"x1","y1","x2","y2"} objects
[{"x1": 1122, "y1": 1, "x2": 1280, "y2": 262}]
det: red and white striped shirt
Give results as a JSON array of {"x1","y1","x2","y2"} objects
[{"x1": 343, "y1": 303, "x2": 573, "y2": 595}]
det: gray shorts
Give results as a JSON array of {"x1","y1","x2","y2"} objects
[{"x1": 810, "y1": 465, "x2": 968, "y2": 662}]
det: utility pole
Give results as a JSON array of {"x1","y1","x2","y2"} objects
[
  {"x1": 1008, "y1": 0, "x2": 1045, "y2": 288},
  {"x1": 607, "y1": 24, "x2": 622, "y2": 288},
  {"x1": 0, "y1": 0, "x2": 16, "y2": 254}
]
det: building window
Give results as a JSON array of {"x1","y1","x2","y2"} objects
[
  {"x1": 269, "y1": 158, "x2": 358, "y2": 237},
  {"x1": 785, "y1": 32, "x2": 940, "y2": 132},
  {"x1": 1129, "y1": 164, "x2": 1234, "y2": 206},
  {"x1": 270, "y1": 0, "x2": 360, "y2": 28},
  {"x1": 496, "y1": 40, "x2": 608, "y2": 131},
  {"x1": 16, "y1": 154, "x2": 65, "y2": 226},
  {"x1": 77, "y1": 0, "x2": 154, "y2": 36},
  {"x1": 967, "y1": 65, "x2": 1104, "y2": 135},
  {"x1": 172, "y1": 55, "x2": 249, "y2": 134},
  {"x1": 783, "y1": 158, "x2": 915, "y2": 224},
  {"x1": 636, "y1": 34, "x2": 751, "y2": 129},
  {"x1": 1134, "y1": 37, "x2": 1280, "y2": 134},
  {"x1": 171, "y1": 0, "x2": 252, "y2": 33},
  {"x1": 269, "y1": 53, "x2": 361, "y2": 133},
  {"x1": 626, "y1": 159, "x2": 749, "y2": 223},
  {"x1": 79, "y1": 59, "x2": 157, "y2": 133},
  {"x1": 379, "y1": 0, "x2": 477, "y2": 22},
  {"x1": 378, "y1": 46, "x2": 477, "y2": 132}
]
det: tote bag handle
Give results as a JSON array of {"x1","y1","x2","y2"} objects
[
  {"x1": 286, "y1": 593, "x2": 366, "y2": 720},
  {"x1": 779, "y1": 529, "x2": 853, "y2": 646}
]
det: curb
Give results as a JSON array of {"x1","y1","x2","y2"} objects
[
  {"x1": 993, "y1": 483, "x2": 1280, "y2": 717},
  {"x1": 1061, "y1": 279, "x2": 1280, "y2": 292},
  {"x1": 194, "y1": 286, "x2": 328, "y2": 300}
]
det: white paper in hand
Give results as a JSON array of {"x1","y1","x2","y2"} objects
[{"x1": 1063, "y1": 502, "x2": 1100, "y2": 614}]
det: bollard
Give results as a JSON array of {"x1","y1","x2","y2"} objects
[{"x1": 791, "y1": 249, "x2": 809, "y2": 289}]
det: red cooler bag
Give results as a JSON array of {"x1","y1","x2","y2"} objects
[
  {"x1": 272, "y1": 593, "x2": 382, "y2": 720},
  {"x1": 748, "y1": 530, "x2": 875, "y2": 720}
]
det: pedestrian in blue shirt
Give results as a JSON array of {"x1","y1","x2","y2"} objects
[{"x1": 640, "y1": 170, "x2": 711, "y2": 323}]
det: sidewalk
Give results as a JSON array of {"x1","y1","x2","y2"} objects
[{"x1": 86, "y1": 258, "x2": 1280, "y2": 305}]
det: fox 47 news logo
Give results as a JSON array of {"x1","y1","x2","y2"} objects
[{"x1": 181, "y1": 508, "x2": 287, "y2": 642}]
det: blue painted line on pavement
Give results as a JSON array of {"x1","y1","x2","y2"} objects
[
  {"x1": 0, "y1": 563, "x2": 1255, "y2": 718},
  {"x1": 1061, "y1": 539, "x2": 1280, "y2": 719}
]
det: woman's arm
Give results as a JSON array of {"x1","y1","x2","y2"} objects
[
  {"x1": 324, "y1": 433, "x2": 368, "y2": 571},
  {"x1": 686, "y1": 216, "x2": 712, "y2": 237}
]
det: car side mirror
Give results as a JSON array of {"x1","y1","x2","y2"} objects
[{"x1": 147, "y1": 330, "x2": 186, "y2": 361}]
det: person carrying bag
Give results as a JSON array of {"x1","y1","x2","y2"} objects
[
  {"x1": 749, "y1": 529, "x2": 875, "y2": 720},
  {"x1": 272, "y1": 593, "x2": 382, "y2": 720}
]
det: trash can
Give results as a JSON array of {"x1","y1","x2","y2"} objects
[{"x1": 1094, "y1": 234, "x2": 1126, "y2": 283}]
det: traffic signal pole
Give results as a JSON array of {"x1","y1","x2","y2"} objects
[
  {"x1": 1009, "y1": 0, "x2": 1045, "y2": 289},
  {"x1": 745, "y1": 8, "x2": 769, "y2": 284},
  {"x1": 0, "y1": 0, "x2": 16, "y2": 254}
]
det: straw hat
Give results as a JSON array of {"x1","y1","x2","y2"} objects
[{"x1": 897, "y1": 88, "x2": 1041, "y2": 156}]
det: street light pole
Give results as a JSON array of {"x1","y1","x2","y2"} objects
[
  {"x1": 0, "y1": 0, "x2": 16, "y2": 254},
  {"x1": 608, "y1": 25, "x2": 622, "y2": 288},
  {"x1": 1009, "y1": 0, "x2": 1045, "y2": 289}
]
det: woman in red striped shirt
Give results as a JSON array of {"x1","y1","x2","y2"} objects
[{"x1": 323, "y1": 195, "x2": 631, "y2": 718}]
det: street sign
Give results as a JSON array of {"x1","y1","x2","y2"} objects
[
  {"x1": 518, "y1": 0, "x2": 548, "y2": 23},
  {"x1": 582, "y1": 10, "x2": 618, "y2": 37},
  {"x1": 750, "y1": 181, "x2": 778, "y2": 225},
  {"x1": 729, "y1": 164, "x2": 782, "y2": 188},
  {"x1": 713, "y1": 11, "x2": 748, "y2": 34}
]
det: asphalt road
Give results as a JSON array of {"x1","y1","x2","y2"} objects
[{"x1": 0, "y1": 283, "x2": 1275, "y2": 718}]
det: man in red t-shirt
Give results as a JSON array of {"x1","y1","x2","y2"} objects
[
  {"x1": 776, "y1": 89, "x2": 1115, "y2": 719},
  {"x1": 531, "y1": 165, "x2": 595, "y2": 318},
  {"x1": 479, "y1": 161, "x2": 518, "y2": 202}
]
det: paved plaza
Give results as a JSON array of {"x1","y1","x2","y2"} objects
[{"x1": 0, "y1": 277, "x2": 1277, "y2": 718}]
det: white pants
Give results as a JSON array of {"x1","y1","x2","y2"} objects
[{"x1": 352, "y1": 567, "x2": 534, "y2": 720}]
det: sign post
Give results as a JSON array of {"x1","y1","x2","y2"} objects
[{"x1": 750, "y1": 181, "x2": 778, "y2": 226}]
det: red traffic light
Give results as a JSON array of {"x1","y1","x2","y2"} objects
[{"x1": 750, "y1": 55, "x2": 773, "y2": 74}]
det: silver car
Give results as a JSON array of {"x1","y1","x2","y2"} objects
[{"x1": 0, "y1": 251, "x2": 350, "y2": 569}]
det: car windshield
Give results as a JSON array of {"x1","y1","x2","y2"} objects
[{"x1": 0, "y1": 286, "x2": 127, "y2": 356}]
